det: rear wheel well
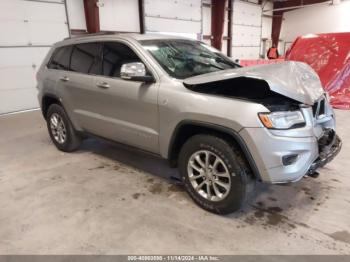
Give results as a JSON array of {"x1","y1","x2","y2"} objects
[
  {"x1": 168, "y1": 123, "x2": 257, "y2": 179},
  {"x1": 42, "y1": 96, "x2": 61, "y2": 119}
]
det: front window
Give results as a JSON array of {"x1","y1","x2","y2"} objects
[{"x1": 140, "y1": 39, "x2": 240, "y2": 79}]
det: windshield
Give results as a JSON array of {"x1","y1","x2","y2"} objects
[{"x1": 140, "y1": 39, "x2": 240, "y2": 79}]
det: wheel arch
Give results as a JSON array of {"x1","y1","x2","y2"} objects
[
  {"x1": 41, "y1": 94, "x2": 61, "y2": 119},
  {"x1": 167, "y1": 120, "x2": 262, "y2": 181}
]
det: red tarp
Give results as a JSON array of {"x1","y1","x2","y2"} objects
[
  {"x1": 239, "y1": 58, "x2": 284, "y2": 67},
  {"x1": 285, "y1": 33, "x2": 350, "y2": 109}
]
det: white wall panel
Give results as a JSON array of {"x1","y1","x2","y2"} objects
[
  {"x1": 29, "y1": 21, "x2": 68, "y2": 45},
  {"x1": 99, "y1": 0, "x2": 140, "y2": 32},
  {"x1": 1, "y1": 0, "x2": 25, "y2": 20},
  {"x1": 145, "y1": 0, "x2": 201, "y2": 21},
  {"x1": 1, "y1": 89, "x2": 39, "y2": 114},
  {"x1": 232, "y1": 1, "x2": 262, "y2": 59},
  {"x1": 0, "y1": 21, "x2": 28, "y2": 46},
  {"x1": 202, "y1": 2, "x2": 211, "y2": 36},
  {"x1": 0, "y1": 47, "x2": 51, "y2": 114},
  {"x1": 0, "y1": 47, "x2": 49, "y2": 69},
  {"x1": 145, "y1": 0, "x2": 202, "y2": 35},
  {"x1": 0, "y1": 0, "x2": 69, "y2": 114},
  {"x1": 280, "y1": 1, "x2": 350, "y2": 43},
  {"x1": 232, "y1": 25, "x2": 260, "y2": 46},
  {"x1": 261, "y1": 1, "x2": 272, "y2": 39},
  {"x1": 66, "y1": 0, "x2": 86, "y2": 30},
  {"x1": 232, "y1": 46, "x2": 260, "y2": 60},
  {"x1": 26, "y1": 1, "x2": 67, "y2": 21},
  {"x1": 145, "y1": 17, "x2": 201, "y2": 34},
  {"x1": 0, "y1": 0, "x2": 69, "y2": 46},
  {"x1": 233, "y1": 1, "x2": 261, "y2": 26},
  {"x1": 261, "y1": 1, "x2": 273, "y2": 58}
]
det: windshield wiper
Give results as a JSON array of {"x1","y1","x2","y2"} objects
[
  {"x1": 167, "y1": 54, "x2": 224, "y2": 70},
  {"x1": 199, "y1": 61, "x2": 224, "y2": 70},
  {"x1": 199, "y1": 53, "x2": 238, "y2": 68}
]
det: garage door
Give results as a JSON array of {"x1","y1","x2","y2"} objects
[
  {"x1": 99, "y1": 0, "x2": 140, "y2": 32},
  {"x1": 0, "y1": 0, "x2": 69, "y2": 114},
  {"x1": 232, "y1": 1, "x2": 262, "y2": 59},
  {"x1": 144, "y1": 0, "x2": 202, "y2": 37}
]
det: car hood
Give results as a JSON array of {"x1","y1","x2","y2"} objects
[{"x1": 183, "y1": 61, "x2": 324, "y2": 105}]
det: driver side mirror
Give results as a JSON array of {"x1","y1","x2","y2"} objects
[{"x1": 120, "y1": 62, "x2": 155, "y2": 83}]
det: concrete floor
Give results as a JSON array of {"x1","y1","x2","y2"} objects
[{"x1": 0, "y1": 110, "x2": 349, "y2": 255}]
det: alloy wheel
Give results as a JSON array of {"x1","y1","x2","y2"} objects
[
  {"x1": 50, "y1": 113, "x2": 67, "y2": 144},
  {"x1": 187, "y1": 150, "x2": 232, "y2": 201}
]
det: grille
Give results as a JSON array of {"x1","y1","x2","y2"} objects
[
  {"x1": 312, "y1": 96, "x2": 326, "y2": 118},
  {"x1": 312, "y1": 102, "x2": 318, "y2": 116}
]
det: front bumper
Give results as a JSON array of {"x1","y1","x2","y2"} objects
[
  {"x1": 239, "y1": 127, "x2": 341, "y2": 184},
  {"x1": 307, "y1": 131, "x2": 342, "y2": 175}
]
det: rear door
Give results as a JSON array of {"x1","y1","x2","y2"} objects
[
  {"x1": 60, "y1": 43, "x2": 102, "y2": 130},
  {"x1": 53, "y1": 42, "x2": 104, "y2": 131}
]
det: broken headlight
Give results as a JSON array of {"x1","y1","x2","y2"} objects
[{"x1": 258, "y1": 111, "x2": 305, "y2": 129}]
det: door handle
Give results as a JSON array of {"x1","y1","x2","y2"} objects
[
  {"x1": 59, "y1": 76, "x2": 69, "y2": 82},
  {"x1": 96, "y1": 82, "x2": 110, "y2": 89}
]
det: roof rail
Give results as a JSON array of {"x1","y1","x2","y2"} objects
[{"x1": 63, "y1": 31, "x2": 117, "y2": 40}]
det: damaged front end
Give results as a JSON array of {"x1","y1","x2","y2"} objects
[
  {"x1": 183, "y1": 61, "x2": 324, "y2": 111},
  {"x1": 307, "y1": 129, "x2": 342, "y2": 177},
  {"x1": 184, "y1": 76, "x2": 301, "y2": 112},
  {"x1": 305, "y1": 95, "x2": 342, "y2": 178},
  {"x1": 183, "y1": 61, "x2": 341, "y2": 182}
]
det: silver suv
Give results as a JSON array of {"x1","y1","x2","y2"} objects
[{"x1": 37, "y1": 33, "x2": 341, "y2": 214}]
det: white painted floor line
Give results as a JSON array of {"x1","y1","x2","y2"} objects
[{"x1": 0, "y1": 108, "x2": 40, "y2": 117}]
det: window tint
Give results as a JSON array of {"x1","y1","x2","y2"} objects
[
  {"x1": 102, "y1": 42, "x2": 141, "y2": 77},
  {"x1": 70, "y1": 43, "x2": 102, "y2": 74},
  {"x1": 48, "y1": 46, "x2": 73, "y2": 70}
]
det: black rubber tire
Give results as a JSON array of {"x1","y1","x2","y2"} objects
[
  {"x1": 178, "y1": 134, "x2": 254, "y2": 215},
  {"x1": 46, "y1": 104, "x2": 81, "y2": 152}
]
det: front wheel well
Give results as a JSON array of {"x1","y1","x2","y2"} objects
[{"x1": 168, "y1": 122, "x2": 260, "y2": 180}]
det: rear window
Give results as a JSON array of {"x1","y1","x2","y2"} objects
[{"x1": 47, "y1": 41, "x2": 144, "y2": 78}]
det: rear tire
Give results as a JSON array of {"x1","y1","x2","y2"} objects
[
  {"x1": 46, "y1": 104, "x2": 81, "y2": 152},
  {"x1": 178, "y1": 134, "x2": 254, "y2": 214}
]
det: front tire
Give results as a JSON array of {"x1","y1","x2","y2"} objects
[
  {"x1": 46, "y1": 104, "x2": 81, "y2": 152},
  {"x1": 178, "y1": 134, "x2": 254, "y2": 214}
]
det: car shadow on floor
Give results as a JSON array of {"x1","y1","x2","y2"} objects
[
  {"x1": 78, "y1": 137, "x2": 326, "y2": 220},
  {"x1": 79, "y1": 138, "x2": 180, "y2": 182}
]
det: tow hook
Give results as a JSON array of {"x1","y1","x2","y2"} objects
[{"x1": 304, "y1": 171, "x2": 320, "y2": 179}]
